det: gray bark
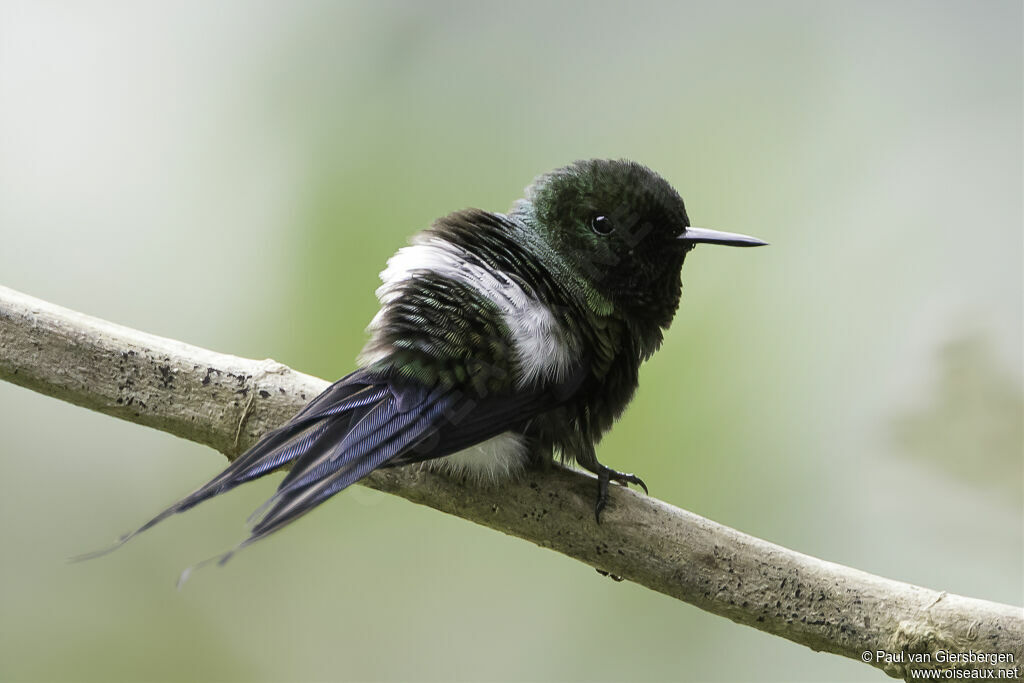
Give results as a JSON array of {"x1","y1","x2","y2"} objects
[{"x1": 1, "y1": 284, "x2": 1020, "y2": 681}]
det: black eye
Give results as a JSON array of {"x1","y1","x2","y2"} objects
[{"x1": 590, "y1": 215, "x2": 614, "y2": 235}]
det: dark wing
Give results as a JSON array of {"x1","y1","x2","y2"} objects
[
  {"x1": 239, "y1": 370, "x2": 572, "y2": 545},
  {"x1": 78, "y1": 271, "x2": 585, "y2": 561},
  {"x1": 76, "y1": 368, "x2": 572, "y2": 562}
]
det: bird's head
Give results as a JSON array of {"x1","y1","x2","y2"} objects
[{"x1": 513, "y1": 159, "x2": 766, "y2": 335}]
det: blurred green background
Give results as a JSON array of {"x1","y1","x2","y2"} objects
[{"x1": 1, "y1": 2, "x2": 1020, "y2": 681}]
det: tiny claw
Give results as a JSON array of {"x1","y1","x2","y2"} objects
[
  {"x1": 631, "y1": 475, "x2": 649, "y2": 495},
  {"x1": 612, "y1": 471, "x2": 647, "y2": 494},
  {"x1": 592, "y1": 466, "x2": 649, "y2": 522}
]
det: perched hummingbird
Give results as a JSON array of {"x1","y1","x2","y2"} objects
[{"x1": 91, "y1": 159, "x2": 766, "y2": 561}]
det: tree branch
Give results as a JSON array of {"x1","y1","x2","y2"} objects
[{"x1": 1, "y1": 284, "x2": 1020, "y2": 681}]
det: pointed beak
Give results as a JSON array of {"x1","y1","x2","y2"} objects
[{"x1": 678, "y1": 227, "x2": 768, "y2": 247}]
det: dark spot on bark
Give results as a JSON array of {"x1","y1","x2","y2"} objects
[
  {"x1": 259, "y1": 390, "x2": 270, "y2": 399},
  {"x1": 116, "y1": 398, "x2": 123, "y2": 404},
  {"x1": 278, "y1": 388, "x2": 285, "y2": 394}
]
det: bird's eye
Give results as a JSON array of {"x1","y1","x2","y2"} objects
[{"x1": 590, "y1": 215, "x2": 614, "y2": 235}]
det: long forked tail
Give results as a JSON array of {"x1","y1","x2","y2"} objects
[{"x1": 72, "y1": 370, "x2": 444, "y2": 563}]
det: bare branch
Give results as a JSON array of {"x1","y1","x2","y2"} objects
[{"x1": 1, "y1": 284, "x2": 1020, "y2": 681}]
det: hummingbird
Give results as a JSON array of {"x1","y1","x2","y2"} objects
[{"x1": 88, "y1": 159, "x2": 766, "y2": 562}]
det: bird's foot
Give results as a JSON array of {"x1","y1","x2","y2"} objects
[{"x1": 594, "y1": 466, "x2": 648, "y2": 522}]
